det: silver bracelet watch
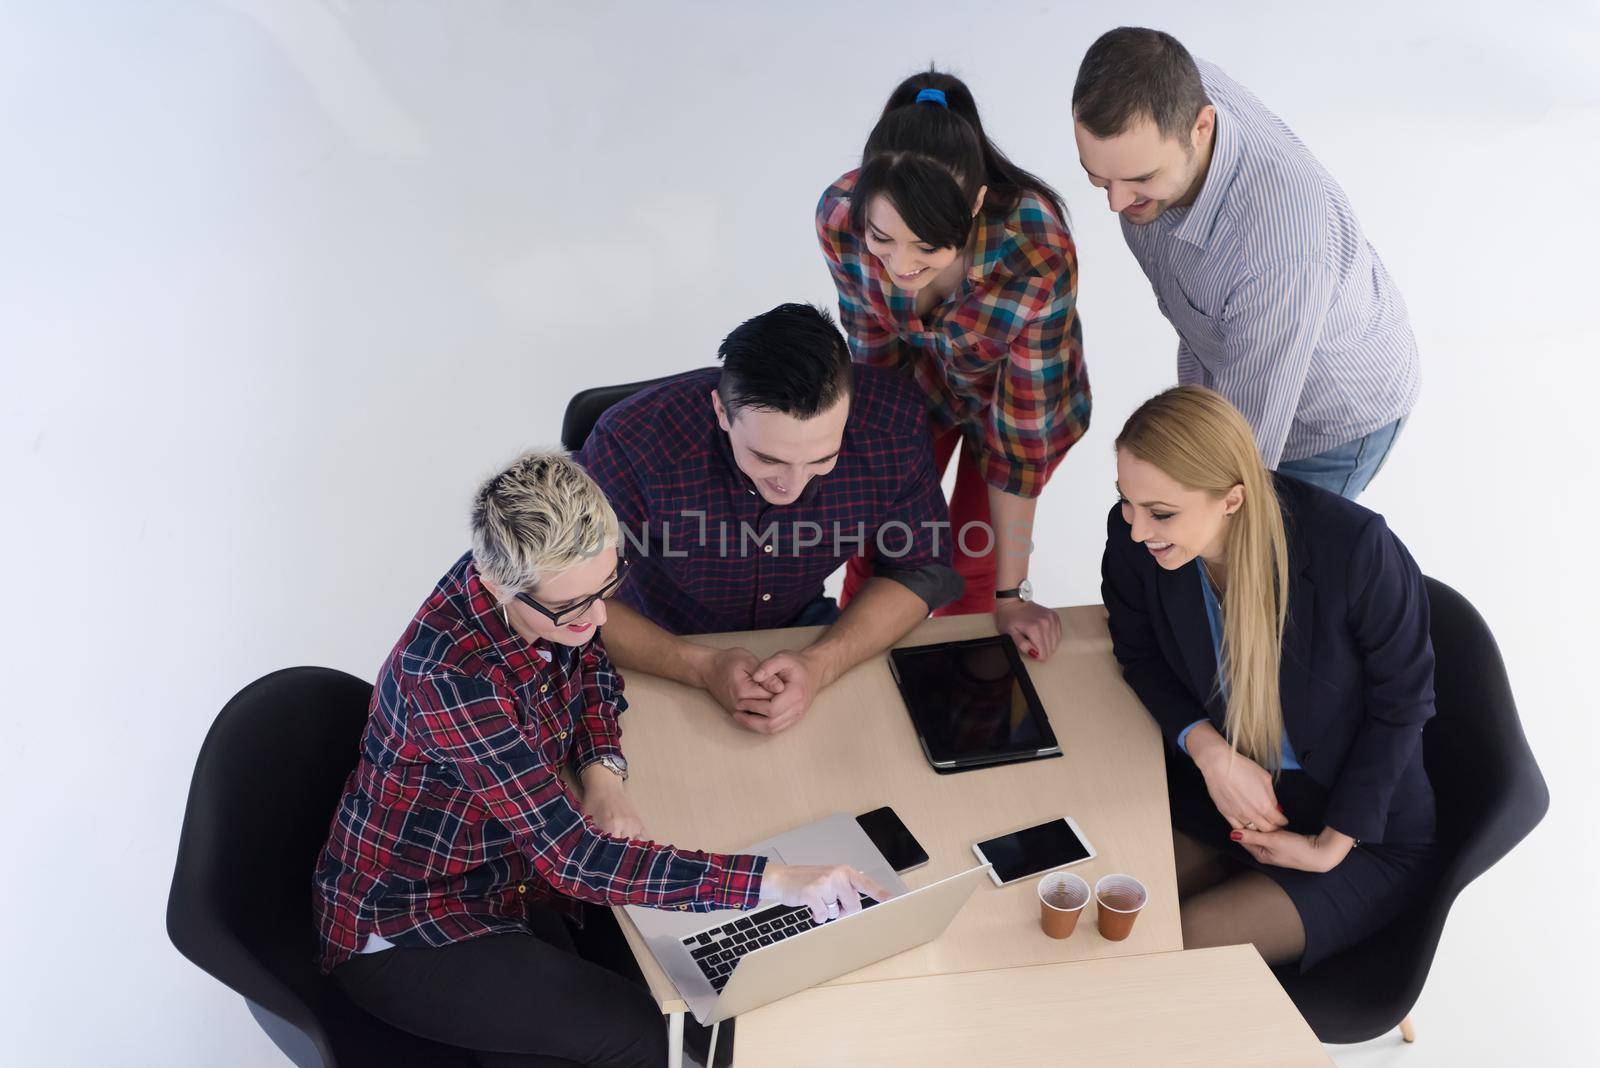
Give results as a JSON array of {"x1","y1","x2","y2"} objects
[{"x1": 590, "y1": 754, "x2": 629, "y2": 783}]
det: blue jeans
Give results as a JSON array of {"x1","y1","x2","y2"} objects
[{"x1": 1276, "y1": 418, "x2": 1406, "y2": 500}]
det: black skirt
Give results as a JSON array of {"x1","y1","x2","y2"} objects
[{"x1": 1166, "y1": 752, "x2": 1435, "y2": 971}]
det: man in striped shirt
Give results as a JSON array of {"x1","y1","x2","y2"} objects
[{"x1": 1072, "y1": 27, "x2": 1419, "y2": 499}]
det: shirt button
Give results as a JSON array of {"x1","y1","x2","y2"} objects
[
  {"x1": 559, "y1": 730, "x2": 569, "y2": 740},
  {"x1": 517, "y1": 884, "x2": 527, "y2": 894},
  {"x1": 763, "y1": 544, "x2": 773, "y2": 553},
  {"x1": 677, "y1": 904, "x2": 690, "y2": 911},
  {"x1": 540, "y1": 684, "x2": 549, "y2": 693},
  {"x1": 761, "y1": 593, "x2": 772, "y2": 602}
]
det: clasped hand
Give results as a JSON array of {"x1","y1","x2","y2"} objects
[
  {"x1": 1187, "y1": 723, "x2": 1353, "y2": 873},
  {"x1": 700, "y1": 646, "x2": 826, "y2": 735},
  {"x1": 1187, "y1": 723, "x2": 1290, "y2": 834},
  {"x1": 1232, "y1": 825, "x2": 1355, "y2": 873}
]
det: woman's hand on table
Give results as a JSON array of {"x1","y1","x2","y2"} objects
[{"x1": 994, "y1": 599, "x2": 1061, "y2": 660}]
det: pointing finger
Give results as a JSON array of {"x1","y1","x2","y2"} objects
[{"x1": 849, "y1": 868, "x2": 891, "y2": 903}]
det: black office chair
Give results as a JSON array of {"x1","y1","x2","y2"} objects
[
  {"x1": 560, "y1": 373, "x2": 680, "y2": 453},
  {"x1": 166, "y1": 667, "x2": 475, "y2": 1068},
  {"x1": 1272, "y1": 577, "x2": 1549, "y2": 1044}
]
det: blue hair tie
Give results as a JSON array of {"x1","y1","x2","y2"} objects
[{"x1": 915, "y1": 88, "x2": 948, "y2": 108}]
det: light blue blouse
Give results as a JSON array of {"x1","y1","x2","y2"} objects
[{"x1": 1177, "y1": 562, "x2": 1299, "y2": 769}]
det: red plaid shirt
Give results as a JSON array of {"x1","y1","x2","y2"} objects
[
  {"x1": 312, "y1": 553, "x2": 767, "y2": 972},
  {"x1": 817, "y1": 169, "x2": 1092, "y2": 498}
]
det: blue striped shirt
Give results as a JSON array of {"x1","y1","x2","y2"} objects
[{"x1": 1121, "y1": 61, "x2": 1421, "y2": 467}]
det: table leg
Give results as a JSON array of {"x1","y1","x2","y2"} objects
[{"x1": 667, "y1": 1010, "x2": 684, "y2": 1068}]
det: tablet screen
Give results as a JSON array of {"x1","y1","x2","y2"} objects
[{"x1": 890, "y1": 636, "x2": 1057, "y2": 765}]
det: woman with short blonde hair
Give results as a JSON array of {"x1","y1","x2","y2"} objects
[
  {"x1": 1102, "y1": 387, "x2": 1437, "y2": 970},
  {"x1": 470, "y1": 450, "x2": 621, "y2": 594},
  {"x1": 314, "y1": 450, "x2": 884, "y2": 1065}
]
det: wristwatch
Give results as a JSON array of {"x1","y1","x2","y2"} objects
[
  {"x1": 591, "y1": 754, "x2": 630, "y2": 783},
  {"x1": 994, "y1": 579, "x2": 1033, "y2": 603}
]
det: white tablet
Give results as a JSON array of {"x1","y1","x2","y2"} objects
[{"x1": 971, "y1": 816, "x2": 1097, "y2": 887}]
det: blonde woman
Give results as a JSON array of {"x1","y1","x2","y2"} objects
[
  {"x1": 313, "y1": 452, "x2": 884, "y2": 1066},
  {"x1": 1101, "y1": 388, "x2": 1436, "y2": 971}
]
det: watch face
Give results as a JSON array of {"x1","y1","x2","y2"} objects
[{"x1": 1018, "y1": 579, "x2": 1033, "y2": 602}]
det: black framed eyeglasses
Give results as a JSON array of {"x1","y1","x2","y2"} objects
[{"x1": 514, "y1": 557, "x2": 630, "y2": 626}]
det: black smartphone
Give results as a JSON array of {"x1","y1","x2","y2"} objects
[{"x1": 856, "y1": 806, "x2": 930, "y2": 873}]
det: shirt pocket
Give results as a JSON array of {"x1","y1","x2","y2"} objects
[
  {"x1": 391, "y1": 782, "x2": 487, "y2": 880},
  {"x1": 1160, "y1": 274, "x2": 1225, "y2": 355},
  {"x1": 941, "y1": 336, "x2": 1003, "y2": 404},
  {"x1": 515, "y1": 684, "x2": 574, "y2": 764}
]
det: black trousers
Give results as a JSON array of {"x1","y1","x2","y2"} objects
[{"x1": 332, "y1": 906, "x2": 667, "y2": 1068}]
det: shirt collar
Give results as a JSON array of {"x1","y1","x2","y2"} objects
[
  {"x1": 1172, "y1": 101, "x2": 1241, "y2": 251},
  {"x1": 967, "y1": 208, "x2": 1010, "y2": 283},
  {"x1": 463, "y1": 560, "x2": 557, "y2": 666}
]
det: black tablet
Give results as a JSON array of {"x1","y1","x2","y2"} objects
[{"x1": 887, "y1": 634, "x2": 1061, "y2": 771}]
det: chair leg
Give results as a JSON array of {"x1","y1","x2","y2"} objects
[{"x1": 1399, "y1": 1015, "x2": 1416, "y2": 1043}]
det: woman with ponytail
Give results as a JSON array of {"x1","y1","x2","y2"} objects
[
  {"x1": 1101, "y1": 386, "x2": 1437, "y2": 970},
  {"x1": 818, "y1": 69, "x2": 1089, "y2": 661}
]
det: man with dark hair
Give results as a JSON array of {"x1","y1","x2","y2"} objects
[
  {"x1": 576, "y1": 303, "x2": 961, "y2": 734},
  {"x1": 1072, "y1": 27, "x2": 1419, "y2": 499}
]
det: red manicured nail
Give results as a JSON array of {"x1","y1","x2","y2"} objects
[
  {"x1": 1028, "y1": 650, "x2": 1038, "y2": 659},
  {"x1": 1276, "y1": 804, "x2": 1284, "y2": 813},
  {"x1": 1229, "y1": 831, "x2": 1243, "y2": 841}
]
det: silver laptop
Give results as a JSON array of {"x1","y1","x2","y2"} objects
[{"x1": 626, "y1": 812, "x2": 991, "y2": 1025}]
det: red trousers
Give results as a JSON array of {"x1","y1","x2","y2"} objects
[{"x1": 841, "y1": 426, "x2": 997, "y2": 617}]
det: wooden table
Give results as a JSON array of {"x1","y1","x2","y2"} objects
[
  {"x1": 734, "y1": 944, "x2": 1332, "y2": 1066},
  {"x1": 613, "y1": 606, "x2": 1182, "y2": 1020}
]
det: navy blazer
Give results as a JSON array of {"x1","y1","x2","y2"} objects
[{"x1": 1101, "y1": 475, "x2": 1436, "y2": 845}]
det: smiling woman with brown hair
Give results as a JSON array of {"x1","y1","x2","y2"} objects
[
  {"x1": 1102, "y1": 387, "x2": 1437, "y2": 972},
  {"x1": 817, "y1": 68, "x2": 1091, "y2": 662}
]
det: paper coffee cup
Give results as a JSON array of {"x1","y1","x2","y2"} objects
[
  {"x1": 1094, "y1": 874, "x2": 1148, "y2": 942},
  {"x1": 1037, "y1": 872, "x2": 1091, "y2": 939}
]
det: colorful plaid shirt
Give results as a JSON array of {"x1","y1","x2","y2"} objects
[
  {"x1": 576, "y1": 366, "x2": 959, "y2": 636},
  {"x1": 816, "y1": 169, "x2": 1091, "y2": 499},
  {"x1": 312, "y1": 552, "x2": 767, "y2": 973}
]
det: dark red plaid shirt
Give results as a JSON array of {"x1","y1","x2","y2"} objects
[
  {"x1": 312, "y1": 553, "x2": 767, "y2": 972},
  {"x1": 576, "y1": 366, "x2": 958, "y2": 636}
]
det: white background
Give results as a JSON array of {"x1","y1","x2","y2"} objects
[{"x1": 3, "y1": 1, "x2": 1596, "y2": 1064}]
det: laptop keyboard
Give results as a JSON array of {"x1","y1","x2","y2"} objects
[{"x1": 681, "y1": 897, "x2": 881, "y2": 992}]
